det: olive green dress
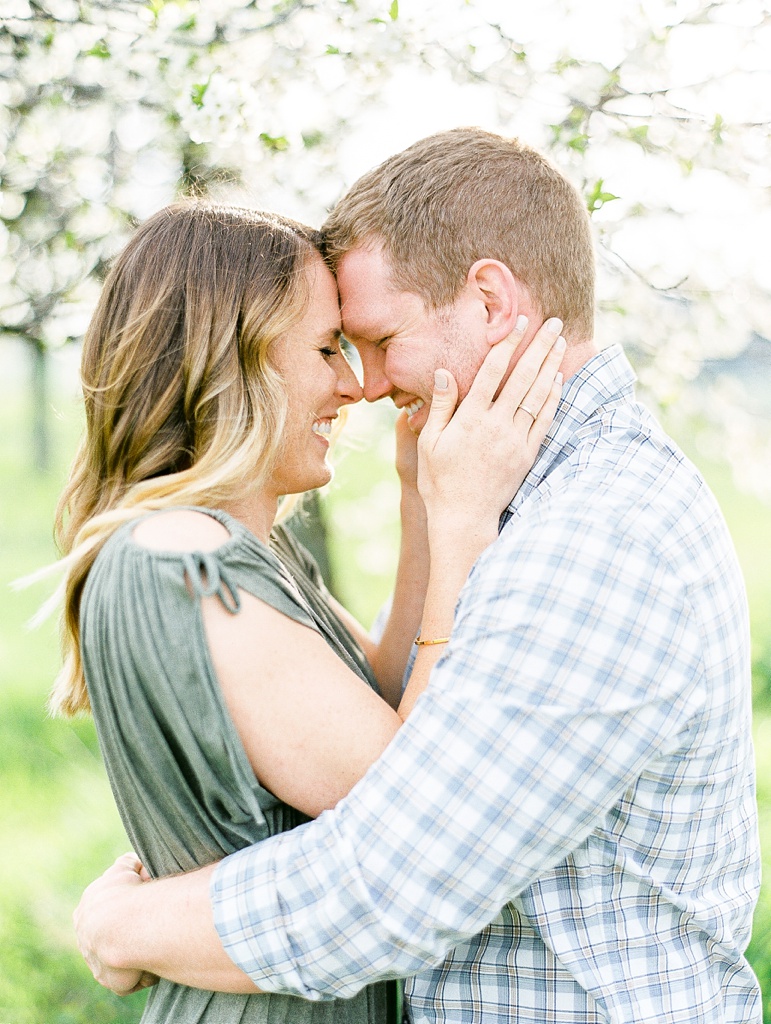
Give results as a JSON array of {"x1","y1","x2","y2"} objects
[{"x1": 80, "y1": 508, "x2": 394, "y2": 1023}]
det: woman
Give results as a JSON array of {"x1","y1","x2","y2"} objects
[{"x1": 53, "y1": 201, "x2": 563, "y2": 1022}]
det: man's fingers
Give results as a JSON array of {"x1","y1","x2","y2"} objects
[
  {"x1": 129, "y1": 971, "x2": 160, "y2": 994},
  {"x1": 116, "y1": 852, "x2": 143, "y2": 874}
]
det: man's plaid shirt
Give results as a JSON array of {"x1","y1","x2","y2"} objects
[{"x1": 213, "y1": 346, "x2": 761, "y2": 1023}]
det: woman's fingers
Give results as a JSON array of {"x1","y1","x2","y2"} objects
[
  {"x1": 496, "y1": 317, "x2": 565, "y2": 419},
  {"x1": 461, "y1": 315, "x2": 565, "y2": 421},
  {"x1": 420, "y1": 369, "x2": 459, "y2": 452},
  {"x1": 461, "y1": 314, "x2": 531, "y2": 409},
  {"x1": 521, "y1": 374, "x2": 563, "y2": 450},
  {"x1": 509, "y1": 339, "x2": 566, "y2": 436}
]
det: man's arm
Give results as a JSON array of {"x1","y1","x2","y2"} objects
[
  {"x1": 211, "y1": 499, "x2": 708, "y2": 999},
  {"x1": 77, "y1": 487, "x2": 706, "y2": 999}
]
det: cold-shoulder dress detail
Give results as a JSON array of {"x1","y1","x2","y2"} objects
[{"x1": 80, "y1": 509, "x2": 393, "y2": 1024}]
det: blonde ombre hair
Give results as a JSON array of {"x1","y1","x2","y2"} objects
[
  {"x1": 323, "y1": 127, "x2": 595, "y2": 341},
  {"x1": 51, "y1": 201, "x2": 322, "y2": 716}
]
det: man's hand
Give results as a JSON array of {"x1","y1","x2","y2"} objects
[
  {"x1": 74, "y1": 852, "x2": 159, "y2": 995},
  {"x1": 73, "y1": 854, "x2": 258, "y2": 994}
]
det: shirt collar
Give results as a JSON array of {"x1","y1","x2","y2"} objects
[{"x1": 504, "y1": 344, "x2": 637, "y2": 518}]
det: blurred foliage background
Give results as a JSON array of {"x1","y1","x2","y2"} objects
[{"x1": 1, "y1": 0, "x2": 769, "y2": 1020}]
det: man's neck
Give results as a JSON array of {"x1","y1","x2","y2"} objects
[{"x1": 560, "y1": 338, "x2": 600, "y2": 380}]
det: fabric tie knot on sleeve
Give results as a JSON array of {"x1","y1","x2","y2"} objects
[{"x1": 182, "y1": 551, "x2": 241, "y2": 613}]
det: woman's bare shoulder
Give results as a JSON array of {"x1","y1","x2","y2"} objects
[{"x1": 131, "y1": 509, "x2": 231, "y2": 553}]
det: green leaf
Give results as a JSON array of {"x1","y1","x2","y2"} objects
[
  {"x1": 190, "y1": 80, "x2": 209, "y2": 109},
  {"x1": 678, "y1": 157, "x2": 694, "y2": 176},
  {"x1": 711, "y1": 113, "x2": 725, "y2": 144},
  {"x1": 84, "y1": 39, "x2": 110, "y2": 60},
  {"x1": 302, "y1": 130, "x2": 324, "y2": 149},
  {"x1": 586, "y1": 178, "x2": 619, "y2": 214},
  {"x1": 554, "y1": 56, "x2": 580, "y2": 73},
  {"x1": 389, "y1": 0, "x2": 399, "y2": 19},
  {"x1": 259, "y1": 133, "x2": 289, "y2": 152},
  {"x1": 567, "y1": 133, "x2": 589, "y2": 153},
  {"x1": 325, "y1": 45, "x2": 341, "y2": 55},
  {"x1": 626, "y1": 124, "x2": 650, "y2": 146}
]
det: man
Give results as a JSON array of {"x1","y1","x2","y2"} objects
[{"x1": 75, "y1": 128, "x2": 761, "y2": 1023}]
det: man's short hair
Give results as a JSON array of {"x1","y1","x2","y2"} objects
[{"x1": 323, "y1": 127, "x2": 595, "y2": 341}]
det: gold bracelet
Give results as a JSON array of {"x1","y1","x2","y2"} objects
[{"x1": 414, "y1": 634, "x2": 450, "y2": 646}]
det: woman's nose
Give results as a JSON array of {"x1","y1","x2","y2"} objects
[
  {"x1": 357, "y1": 348, "x2": 392, "y2": 403},
  {"x1": 337, "y1": 359, "x2": 364, "y2": 404}
]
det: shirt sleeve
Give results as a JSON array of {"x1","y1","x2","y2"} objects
[{"x1": 212, "y1": 501, "x2": 707, "y2": 999}]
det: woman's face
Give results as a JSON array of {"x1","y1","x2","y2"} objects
[{"x1": 270, "y1": 255, "x2": 363, "y2": 496}]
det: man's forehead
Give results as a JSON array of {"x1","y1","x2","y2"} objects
[
  {"x1": 339, "y1": 300, "x2": 389, "y2": 344},
  {"x1": 337, "y1": 245, "x2": 391, "y2": 293},
  {"x1": 337, "y1": 246, "x2": 397, "y2": 338}
]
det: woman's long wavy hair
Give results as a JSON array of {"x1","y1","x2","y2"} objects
[{"x1": 50, "y1": 201, "x2": 322, "y2": 717}]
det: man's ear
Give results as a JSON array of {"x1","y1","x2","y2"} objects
[{"x1": 466, "y1": 259, "x2": 523, "y2": 344}]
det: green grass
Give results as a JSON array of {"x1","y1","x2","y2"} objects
[
  {"x1": 1, "y1": 375, "x2": 769, "y2": 1022},
  {"x1": 0, "y1": 383, "x2": 150, "y2": 1022}
]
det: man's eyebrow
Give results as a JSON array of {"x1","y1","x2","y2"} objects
[{"x1": 342, "y1": 323, "x2": 393, "y2": 344}]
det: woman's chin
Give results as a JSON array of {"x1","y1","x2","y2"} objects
[{"x1": 285, "y1": 465, "x2": 333, "y2": 496}]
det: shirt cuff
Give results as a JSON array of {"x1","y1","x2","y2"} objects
[{"x1": 211, "y1": 836, "x2": 326, "y2": 1000}]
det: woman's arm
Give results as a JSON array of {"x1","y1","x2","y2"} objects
[{"x1": 329, "y1": 412, "x2": 429, "y2": 709}]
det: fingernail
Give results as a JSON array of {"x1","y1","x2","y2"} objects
[
  {"x1": 554, "y1": 335, "x2": 566, "y2": 352},
  {"x1": 545, "y1": 317, "x2": 563, "y2": 333},
  {"x1": 434, "y1": 370, "x2": 449, "y2": 390},
  {"x1": 515, "y1": 314, "x2": 528, "y2": 332},
  {"x1": 555, "y1": 372, "x2": 563, "y2": 384}
]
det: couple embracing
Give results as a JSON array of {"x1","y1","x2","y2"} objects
[{"x1": 61, "y1": 128, "x2": 760, "y2": 1024}]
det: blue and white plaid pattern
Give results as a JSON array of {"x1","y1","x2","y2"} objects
[{"x1": 213, "y1": 346, "x2": 761, "y2": 1023}]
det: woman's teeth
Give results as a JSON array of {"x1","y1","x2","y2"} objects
[{"x1": 312, "y1": 420, "x2": 332, "y2": 436}]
